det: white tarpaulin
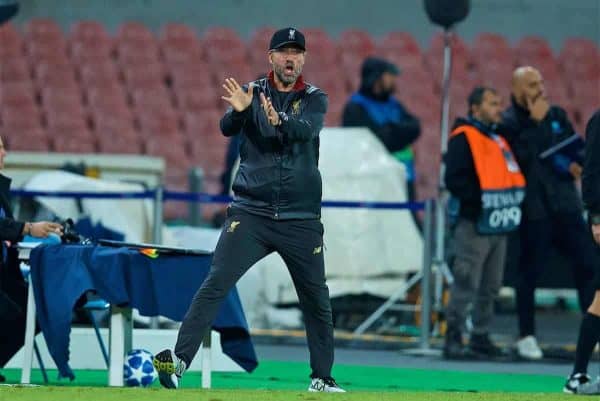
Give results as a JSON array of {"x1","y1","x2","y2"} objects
[
  {"x1": 23, "y1": 171, "x2": 154, "y2": 242},
  {"x1": 168, "y1": 127, "x2": 423, "y2": 323},
  {"x1": 246, "y1": 127, "x2": 423, "y2": 304}
]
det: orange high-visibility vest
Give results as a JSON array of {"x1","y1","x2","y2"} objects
[{"x1": 451, "y1": 124, "x2": 526, "y2": 234}]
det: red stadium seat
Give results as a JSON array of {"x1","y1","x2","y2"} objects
[
  {"x1": 174, "y1": 88, "x2": 219, "y2": 111},
  {"x1": 70, "y1": 40, "x2": 114, "y2": 64},
  {"x1": 0, "y1": 23, "x2": 24, "y2": 58},
  {"x1": 122, "y1": 62, "x2": 166, "y2": 90},
  {"x1": 0, "y1": 58, "x2": 31, "y2": 82},
  {"x1": 117, "y1": 22, "x2": 154, "y2": 43},
  {"x1": 160, "y1": 23, "x2": 198, "y2": 44},
  {"x1": 45, "y1": 110, "x2": 89, "y2": 131},
  {"x1": 137, "y1": 108, "x2": 180, "y2": 136},
  {"x1": 24, "y1": 18, "x2": 64, "y2": 42},
  {"x1": 339, "y1": 29, "x2": 376, "y2": 58},
  {"x1": 0, "y1": 82, "x2": 37, "y2": 108},
  {"x1": 52, "y1": 131, "x2": 96, "y2": 153},
  {"x1": 161, "y1": 42, "x2": 204, "y2": 67},
  {"x1": 70, "y1": 20, "x2": 110, "y2": 43},
  {"x1": 515, "y1": 36, "x2": 554, "y2": 63},
  {"x1": 131, "y1": 87, "x2": 173, "y2": 111},
  {"x1": 97, "y1": 133, "x2": 142, "y2": 154},
  {"x1": 40, "y1": 87, "x2": 84, "y2": 112},
  {"x1": 26, "y1": 40, "x2": 70, "y2": 64},
  {"x1": 378, "y1": 32, "x2": 421, "y2": 56},
  {"x1": 34, "y1": 61, "x2": 78, "y2": 87},
  {"x1": 117, "y1": 42, "x2": 161, "y2": 66},
  {"x1": 2, "y1": 106, "x2": 42, "y2": 129},
  {"x1": 168, "y1": 63, "x2": 214, "y2": 91},
  {"x1": 78, "y1": 61, "x2": 121, "y2": 88},
  {"x1": 85, "y1": 85, "x2": 130, "y2": 111},
  {"x1": 5, "y1": 127, "x2": 49, "y2": 152}
]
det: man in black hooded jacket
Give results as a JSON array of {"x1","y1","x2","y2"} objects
[
  {"x1": 342, "y1": 57, "x2": 421, "y2": 219},
  {"x1": 154, "y1": 27, "x2": 345, "y2": 393},
  {"x1": 502, "y1": 66, "x2": 597, "y2": 360}
]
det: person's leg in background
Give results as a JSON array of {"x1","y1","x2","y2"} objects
[
  {"x1": 444, "y1": 219, "x2": 490, "y2": 359},
  {"x1": 564, "y1": 221, "x2": 600, "y2": 395},
  {"x1": 274, "y1": 218, "x2": 344, "y2": 392},
  {"x1": 564, "y1": 289, "x2": 600, "y2": 394},
  {"x1": 554, "y1": 211, "x2": 597, "y2": 311},
  {"x1": 155, "y1": 209, "x2": 272, "y2": 389},
  {"x1": 515, "y1": 218, "x2": 551, "y2": 359},
  {"x1": 469, "y1": 234, "x2": 507, "y2": 356}
]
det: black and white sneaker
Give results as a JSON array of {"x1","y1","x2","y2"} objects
[
  {"x1": 153, "y1": 349, "x2": 186, "y2": 389},
  {"x1": 564, "y1": 373, "x2": 600, "y2": 394},
  {"x1": 308, "y1": 377, "x2": 346, "y2": 392}
]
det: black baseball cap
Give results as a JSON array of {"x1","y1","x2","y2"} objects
[{"x1": 269, "y1": 27, "x2": 306, "y2": 51}]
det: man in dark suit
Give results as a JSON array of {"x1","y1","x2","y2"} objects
[{"x1": 0, "y1": 136, "x2": 63, "y2": 381}]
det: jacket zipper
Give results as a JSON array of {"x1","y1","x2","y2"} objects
[{"x1": 273, "y1": 93, "x2": 295, "y2": 220}]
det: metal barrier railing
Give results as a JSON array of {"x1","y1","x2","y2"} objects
[{"x1": 12, "y1": 187, "x2": 438, "y2": 345}]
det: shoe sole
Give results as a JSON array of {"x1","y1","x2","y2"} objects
[{"x1": 153, "y1": 350, "x2": 177, "y2": 389}]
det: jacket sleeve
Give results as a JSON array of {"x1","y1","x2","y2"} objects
[
  {"x1": 278, "y1": 92, "x2": 327, "y2": 143},
  {"x1": 583, "y1": 110, "x2": 600, "y2": 215},
  {"x1": 342, "y1": 102, "x2": 421, "y2": 152},
  {"x1": 0, "y1": 218, "x2": 24, "y2": 242},
  {"x1": 220, "y1": 106, "x2": 250, "y2": 137},
  {"x1": 444, "y1": 133, "x2": 480, "y2": 202}
]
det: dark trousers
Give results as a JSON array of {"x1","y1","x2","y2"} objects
[
  {"x1": 0, "y1": 251, "x2": 38, "y2": 367},
  {"x1": 516, "y1": 212, "x2": 597, "y2": 337},
  {"x1": 175, "y1": 208, "x2": 334, "y2": 379}
]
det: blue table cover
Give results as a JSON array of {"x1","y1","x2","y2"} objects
[{"x1": 29, "y1": 244, "x2": 258, "y2": 379}]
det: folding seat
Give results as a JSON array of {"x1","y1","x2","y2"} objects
[
  {"x1": 70, "y1": 40, "x2": 114, "y2": 65},
  {"x1": 131, "y1": 86, "x2": 173, "y2": 111},
  {"x1": 26, "y1": 40, "x2": 70, "y2": 65},
  {"x1": 0, "y1": 23, "x2": 24, "y2": 58},
  {"x1": 174, "y1": 87, "x2": 219, "y2": 112},
  {"x1": 122, "y1": 62, "x2": 166, "y2": 91},
  {"x1": 169, "y1": 64, "x2": 214, "y2": 96},
  {"x1": 182, "y1": 109, "x2": 224, "y2": 139},
  {"x1": 116, "y1": 22, "x2": 154, "y2": 44},
  {"x1": 2, "y1": 106, "x2": 42, "y2": 130},
  {"x1": 0, "y1": 82, "x2": 37, "y2": 108},
  {"x1": 137, "y1": 108, "x2": 180, "y2": 137},
  {"x1": 78, "y1": 61, "x2": 121, "y2": 89},
  {"x1": 161, "y1": 42, "x2": 204, "y2": 68},
  {"x1": 339, "y1": 29, "x2": 375, "y2": 58},
  {"x1": 300, "y1": 28, "x2": 337, "y2": 65},
  {"x1": 160, "y1": 23, "x2": 197, "y2": 43},
  {"x1": 25, "y1": 19, "x2": 63, "y2": 40},
  {"x1": 40, "y1": 87, "x2": 84, "y2": 113},
  {"x1": 516, "y1": 36, "x2": 554, "y2": 63},
  {"x1": 117, "y1": 42, "x2": 161, "y2": 67},
  {"x1": 248, "y1": 26, "x2": 275, "y2": 57},
  {"x1": 34, "y1": 61, "x2": 78, "y2": 88},
  {"x1": 85, "y1": 85, "x2": 130, "y2": 111},
  {"x1": 202, "y1": 27, "x2": 243, "y2": 46},
  {"x1": 46, "y1": 111, "x2": 91, "y2": 133},
  {"x1": 70, "y1": 21, "x2": 110, "y2": 43},
  {"x1": 97, "y1": 132, "x2": 142, "y2": 154},
  {"x1": 188, "y1": 139, "x2": 227, "y2": 178},
  {"x1": 379, "y1": 31, "x2": 421, "y2": 56},
  {"x1": 426, "y1": 32, "x2": 471, "y2": 67},
  {"x1": 471, "y1": 33, "x2": 512, "y2": 64},
  {"x1": 144, "y1": 135, "x2": 190, "y2": 168},
  {"x1": 5, "y1": 127, "x2": 49, "y2": 152},
  {"x1": 52, "y1": 130, "x2": 97, "y2": 153},
  {"x1": 0, "y1": 58, "x2": 31, "y2": 82}
]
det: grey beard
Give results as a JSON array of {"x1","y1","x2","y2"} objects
[{"x1": 274, "y1": 66, "x2": 299, "y2": 86}]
